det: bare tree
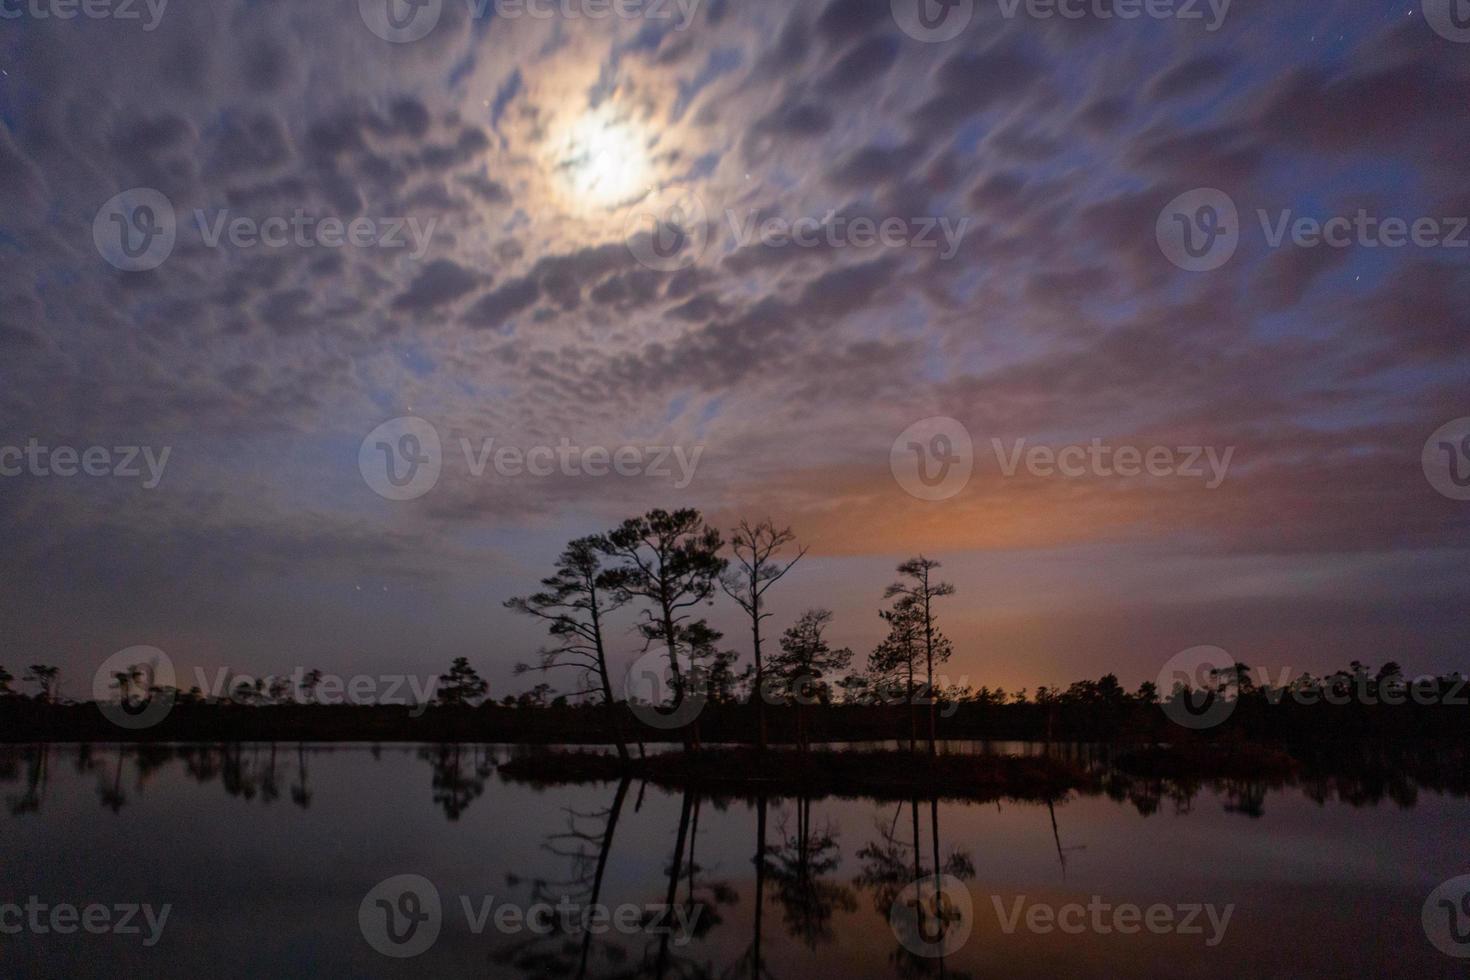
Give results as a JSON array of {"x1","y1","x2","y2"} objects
[
  {"x1": 883, "y1": 558, "x2": 955, "y2": 757},
  {"x1": 507, "y1": 536, "x2": 631, "y2": 761},
  {"x1": 721, "y1": 520, "x2": 806, "y2": 753}
]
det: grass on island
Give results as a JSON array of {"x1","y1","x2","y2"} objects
[
  {"x1": 1113, "y1": 742, "x2": 1300, "y2": 780},
  {"x1": 498, "y1": 746, "x2": 1090, "y2": 802}
]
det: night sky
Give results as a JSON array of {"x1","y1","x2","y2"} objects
[{"x1": 2, "y1": 0, "x2": 1468, "y2": 699}]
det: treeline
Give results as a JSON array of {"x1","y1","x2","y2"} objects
[
  {"x1": 4, "y1": 665, "x2": 1469, "y2": 744},
  {"x1": 4, "y1": 508, "x2": 1468, "y2": 746}
]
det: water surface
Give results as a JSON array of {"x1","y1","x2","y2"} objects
[{"x1": 1, "y1": 743, "x2": 1462, "y2": 977}]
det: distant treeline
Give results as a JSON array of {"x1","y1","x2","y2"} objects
[{"x1": 2, "y1": 666, "x2": 1467, "y2": 743}]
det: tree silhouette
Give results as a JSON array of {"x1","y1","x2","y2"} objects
[
  {"x1": 0, "y1": 665, "x2": 13, "y2": 696},
  {"x1": 769, "y1": 609, "x2": 851, "y2": 753},
  {"x1": 601, "y1": 509, "x2": 726, "y2": 749},
  {"x1": 721, "y1": 521, "x2": 806, "y2": 753},
  {"x1": 435, "y1": 657, "x2": 489, "y2": 707},
  {"x1": 870, "y1": 596, "x2": 926, "y2": 753},
  {"x1": 883, "y1": 559, "x2": 955, "y2": 757},
  {"x1": 684, "y1": 620, "x2": 745, "y2": 705},
  {"x1": 301, "y1": 668, "x2": 324, "y2": 704},
  {"x1": 24, "y1": 664, "x2": 59, "y2": 702},
  {"x1": 508, "y1": 536, "x2": 632, "y2": 760}
]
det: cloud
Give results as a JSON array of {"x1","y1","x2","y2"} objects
[
  {"x1": 2, "y1": 0, "x2": 1467, "y2": 690},
  {"x1": 393, "y1": 260, "x2": 484, "y2": 312}
]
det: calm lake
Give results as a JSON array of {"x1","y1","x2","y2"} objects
[{"x1": 1, "y1": 742, "x2": 1464, "y2": 978}]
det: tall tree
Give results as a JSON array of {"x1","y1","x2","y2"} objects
[
  {"x1": 769, "y1": 609, "x2": 852, "y2": 752},
  {"x1": 883, "y1": 557, "x2": 955, "y2": 757},
  {"x1": 721, "y1": 520, "x2": 806, "y2": 753},
  {"x1": 868, "y1": 596, "x2": 925, "y2": 753},
  {"x1": 435, "y1": 657, "x2": 488, "y2": 707},
  {"x1": 684, "y1": 620, "x2": 746, "y2": 705},
  {"x1": 506, "y1": 536, "x2": 631, "y2": 761},
  {"x1": 600, "y1": 508, "x2": 726, "y2": 743},
  {"x1": 301, "y1": 669, "x2": 324, "y2": 704},
  {"x1": 25, "y1": 665, "x2": 59, "y2": 702}
]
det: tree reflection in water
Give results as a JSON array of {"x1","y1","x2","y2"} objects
[
  {"x1": 854, "y1": 796, "x2": 974, "y2": 979},
  {"x1": 493, "y1": 776, "x2": 657, "y2": 979},
  {"x1": 766, "y1": 795, "x2": 856, "y2": 949},
  {"x1": 419, "y1": 742, "x2": 493, "y2": 820}
]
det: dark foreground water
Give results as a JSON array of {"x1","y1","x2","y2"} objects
[{"x1": 1, "y1": 743, "x2": 1466, "y2": 978}]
